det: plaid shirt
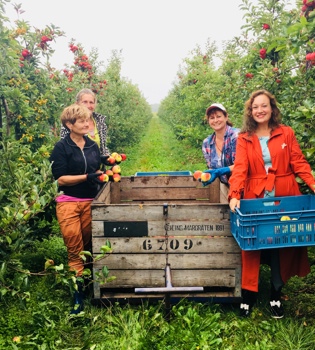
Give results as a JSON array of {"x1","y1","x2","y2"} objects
[{"x1": 202, "y1": 125, "x2": 239, "y2": 184}]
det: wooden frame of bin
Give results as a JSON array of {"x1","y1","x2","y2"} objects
[{"x1": 91, "y1": 176, "x2": 241, "y2": 301}]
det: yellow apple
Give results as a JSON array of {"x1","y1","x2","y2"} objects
[{"x1": 280, "y1": 216, "x2": 291, "y2": 221}]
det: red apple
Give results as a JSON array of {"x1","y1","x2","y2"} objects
[
  {"x1": 112, "y1": 173, "x2": 121, "y2": 182},
  {"x1": 120, "y1": 153, "x2": 127, "y2": 161},
  {"x1": 193, "y1": 170, "x2": 202, "y2": 181},
  {"x1": 98, "y1": 173, "x2": 109, "y2": 182},
  {"x1": 105, "y1": 169, "x2": 114, "y2": 180},
  {"x1": 200, "y1": 172, "x2": 211, "y2": 182},
  {"x1": 107, "y1": 156, "x2": 116, "y2": 165},
  {"x1": 112, "y1": 165, "x2": 121, "y2": 174}
]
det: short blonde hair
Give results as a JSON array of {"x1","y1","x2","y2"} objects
[{"x1": 60, "y1": 104, "x2": 90, "y2": 128}]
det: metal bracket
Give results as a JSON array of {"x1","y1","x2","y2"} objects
[{"x1": 135, "y1": 264, "x2": 204, "y2": 294}]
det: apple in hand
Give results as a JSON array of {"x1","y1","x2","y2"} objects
[
  {"x1": 114, "y1": 154, "x2": 122, "y2": 164},
  {"x1": 200, "y1": 172, "x2": 211, "y2": 182},
  {"x1": 105, "y1": 169, "x2": 113, "y2": 179},
  {"x1": 112, "y1": 173, "x2": 121, "y2": 182},
  {"x1": 107, "y1": 156, "x2": 116, "y2": 165},
  {"x1": 112, "y1": 165, "x2": 121, "y2": 174},
  {"x1": 98, "y1": 173, "x2": 109, "y2": 182},
  {"x1": 193, "y1": 170, "x2": 202, "y2": 181}
]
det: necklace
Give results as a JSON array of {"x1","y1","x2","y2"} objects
[{"x1": 215, "y1": 140, "x2": 223, "y2": 154}]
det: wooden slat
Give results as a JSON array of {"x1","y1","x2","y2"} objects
[
  {"x1": 94, "y1": 269, "x2": 237, "y2": 288},
  {"x1": 92, "y1": 204, "x2": 230, "y2": 221},
  {"x1": 119, "y1": 187, "x2": 211, "y2": 201},
  {"x1": 92, "y1": 219, "x2": 232, "y2": 238},
  {"x1": 93, "y1": 253, "x2": 240, "y2": 270},
  {"x1": 92, "y1": 236, "x2": 240, "y2": 254}
]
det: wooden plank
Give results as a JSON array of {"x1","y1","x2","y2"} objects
[
  {"x1": 220, "y1": 182, "x2": 229, "y2": 204},
  {"x1": 94, "y1": 182, "x2": 111, "y2": 204},
  {"x1": 93, "y1": 269, "x2": 238, "y2": 288},
  {"x1": 92, "y1": 219, "x2": 232, "y2": 238},
  {"x1": 91, "y1": 204, "x2": 230, "y2": 221},
  {"x1": 93, "y1": 253, "x2": 241, "y2": 270},
  {"x1": 119, "y1": 187, "x2": 212, "y2": 201},
  {"x1": 120, "y1": 175, "x2": 206, "y2": 188},
  {"x1": 110, "y1": 182, "x2": 120, "y2": 204},
  {"x1": 208, "y1": 178, "x2": 220, "y2": 203},
  {"x1": 92, "y1": 236, "x2": 240, "y2": 254}
]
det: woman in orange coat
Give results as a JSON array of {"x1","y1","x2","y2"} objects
[{"x1": 229, "y1": 90, "x2": 315, "y2": 318}]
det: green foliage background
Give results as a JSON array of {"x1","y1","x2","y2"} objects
[{"x1": 2, "y1": 0, "x2": 315, "y2": 348}]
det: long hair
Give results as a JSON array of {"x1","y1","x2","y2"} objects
[{"x1": 240, "y1": 90, "x2": 281, "y2": 135}]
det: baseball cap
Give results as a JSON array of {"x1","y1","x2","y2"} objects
[{"x1": 206, "y1": 103, "x2": 226, "y2": 116}]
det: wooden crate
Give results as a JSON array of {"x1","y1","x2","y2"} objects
[{"x1": 91, "y1": 175, "x2": 241, "y2": 301}]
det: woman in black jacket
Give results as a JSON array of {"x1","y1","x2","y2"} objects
[{"x1": 50, "y1": 104, "x2": 103, "y2": 314}]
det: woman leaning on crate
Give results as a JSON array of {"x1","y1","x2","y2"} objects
[{"x1": 228, "y1": 89, "x2": 315, "y2": 319}]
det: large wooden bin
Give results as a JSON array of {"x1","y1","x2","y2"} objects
[{"x1": 91, "y1": 175, "x2": 241, "y2": 301}]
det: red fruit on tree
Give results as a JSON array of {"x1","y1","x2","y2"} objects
[{"x1": 21, "y1": 49, "x2": 31, "y2": 58}]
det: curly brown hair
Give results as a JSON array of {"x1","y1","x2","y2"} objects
[{"x1": 240, "y1": 90, "x2": 281, "y2": 135}]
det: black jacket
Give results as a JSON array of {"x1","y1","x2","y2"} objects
[{"x1": 50, "y1": 134, "x2": 101, "y2": 198}]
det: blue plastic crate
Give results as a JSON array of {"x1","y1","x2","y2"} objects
[
  {"x1": 230, "y1": 195, "x2": 315, "y2": 250},
  {"x1": 135, "y1": 171, "x2": 192, "y2": 176}
]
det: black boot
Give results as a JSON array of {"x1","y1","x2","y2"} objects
[
  {"x1": 70, "y1": 280, "x2": 84, "y2": 314},
  {"x1": 269, "y1": 284, "x2": 284, "y2": 319},
  {"x1": 240, "y1": 289, "x2": 258, "y2": 317}
]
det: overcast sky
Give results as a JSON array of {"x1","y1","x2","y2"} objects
[{"x1": 4, "y1": 0, "x2": 294, "y2": 104}]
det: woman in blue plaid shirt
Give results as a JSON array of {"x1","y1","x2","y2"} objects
[{"x1": 201, "y1": 103, "x2": 239, "y2": 186}]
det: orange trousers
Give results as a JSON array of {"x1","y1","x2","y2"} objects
[{"x1": 56, "y1": 201, "x2": 92, "y2": 276}]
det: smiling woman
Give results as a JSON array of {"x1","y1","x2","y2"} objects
[
  {"x1": 50, "y1": 104, "x2": 103, "y2": 314},
  {"x1": 201, "y1": 103, "x2": 239, "y2": 186},
  {"x1": 228, "y1": 89, "x2": 315, "y2": 319}
]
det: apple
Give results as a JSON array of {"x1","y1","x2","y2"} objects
[
  {"x1": 114, "y1": 154, "x2": 122, "y2": 163},
  {"x1": 105, "y1": 169, "x2": 113, "y2": 178},
  {"x1": 200, "y1": 172, "x2": 211, "y2": 182},
  {"x1": 98, "y1": 173, "x2": 109, "y2": 182},
  {"x1": 193, "y1": 170, "x2": 203, "y2": 181},
  {"x1": 112, "y1": 173, "x2": 121, "y2": 182},
  {"x1": 111, "y1": 152, "x2": 119, "y2": 158},
  {"x1": 107, "y1": 156, "x2": 116, "y2": 165},
  {"x1": 112, "y1": 165, "x2": 121, "y2": 174},
  {"x1": 120, "y1": 153, "x2": 127, "y2": 161}
]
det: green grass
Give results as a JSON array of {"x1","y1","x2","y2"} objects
[{"x1": 121, "y1": 114, "x2": 206, "y2": 176}]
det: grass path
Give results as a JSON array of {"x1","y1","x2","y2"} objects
[{"x1": 121, "y1": 114, "x2": 205, "y2": 176}]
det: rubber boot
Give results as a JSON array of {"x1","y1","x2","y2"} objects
[
  {"x1": 240, "y1": 289, "x2": 258, "y2": 317},
  {"x1": 269, "y1": 284, "x2": 284, "y2": 319},
  {"x1": 70, "y1": 280, "x2": 84, "y2": 314}
]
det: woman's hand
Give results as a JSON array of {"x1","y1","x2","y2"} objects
[{"x1": 229, "y1": 198, "x2": 240, "y2": 212}]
